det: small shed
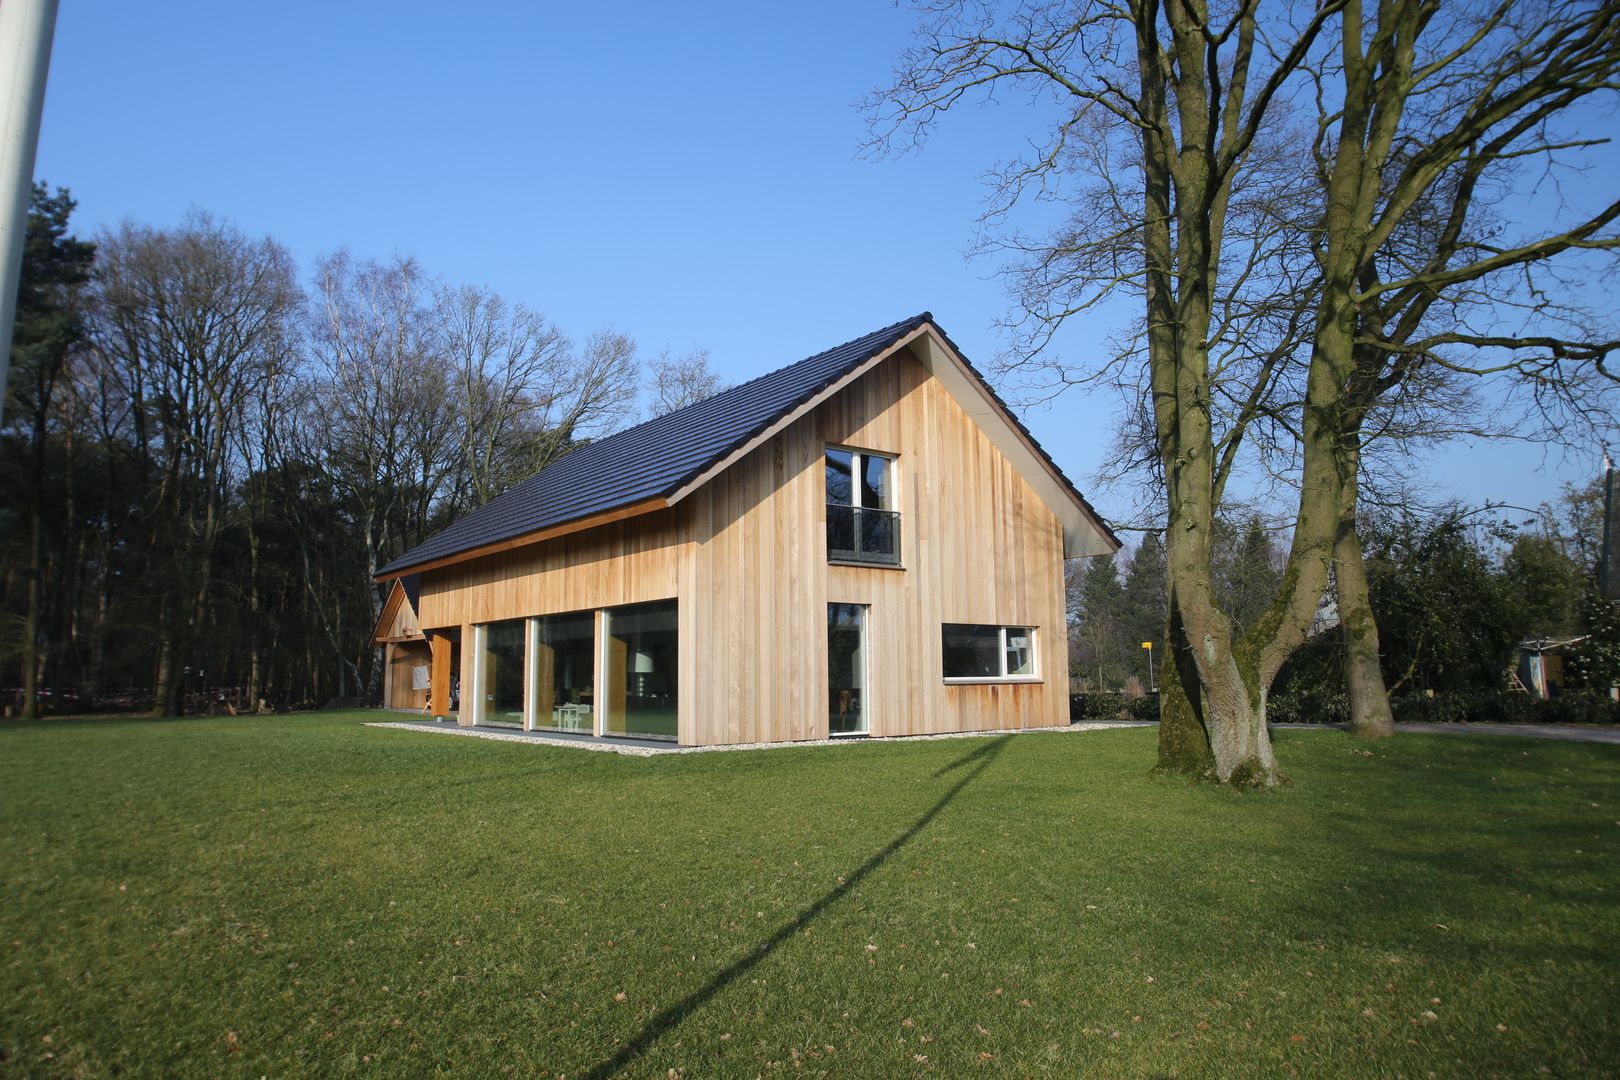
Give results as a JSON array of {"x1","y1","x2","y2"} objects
[{"x1": 371, "y1": 578, "x2": 431, "y2": 711}]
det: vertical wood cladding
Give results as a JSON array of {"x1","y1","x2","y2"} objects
[
  {"x1": 683, "y1": 346, "x2": 1067, "y2": 745},
  {"x1": 415, "y1": 345, "x2": 1070, "y2": 745}
]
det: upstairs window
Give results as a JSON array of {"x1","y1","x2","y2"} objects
[
  {"x1": 942, "y1": 624, "x2": 1038, "y2": 681},
  {"x1": 826, "y1": 447, "x2": 899, "y2": 565}
]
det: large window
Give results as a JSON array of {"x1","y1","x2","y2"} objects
[
  {"x1": 603, "y1": 600, "x2": 678, "y2": 740},
  {"x1": 476, "y1": 618, "x2": 527, "y2": 727},
  {"x1": 828, "y1": 604, "x2": 868, "y2": 735},
  {"x1": 531, "y1": 611, "x2": 596, "y2": 734},
  {"x1": 942, "y1": 624, "x2": 1038, "y2": 681},
  {"x1": 826, "y1": 447, "x2": 899, "y2": 565}
]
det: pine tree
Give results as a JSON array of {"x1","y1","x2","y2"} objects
[
  {"x1": 1119, "y1": 535, "x2": 1168, "y2": 687},
  {"x1": 1071, "y1": 554, "x2": 1129, "y2": 690},
  {"x1": 5, "y1": 185, "x2": 95, "y2": 718}
]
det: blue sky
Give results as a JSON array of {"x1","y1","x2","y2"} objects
[{"x1": 33, "y1": 0, "x2": 1615, "y2": 529}]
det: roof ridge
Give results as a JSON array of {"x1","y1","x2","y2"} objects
[{"x1": 594, "y1": 310, "x2": 934, "y2": 443}]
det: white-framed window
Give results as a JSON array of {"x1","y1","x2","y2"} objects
[
  {"x1": 825, "y1": 446, "x2": 899, "y2": 565},
  {"x1": 941, "y1": 624, "x2": 1039, "y2": 682}
]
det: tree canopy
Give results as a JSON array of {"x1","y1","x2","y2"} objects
[{"x1": 870, "y1": 0, "x2": 1620, "y2": 782}]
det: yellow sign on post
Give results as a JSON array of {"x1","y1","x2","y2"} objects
[{"x1": 1141, "y1": 642, "x2": 1152, "y2": 649}]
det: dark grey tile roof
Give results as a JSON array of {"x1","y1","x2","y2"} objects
[{"x1": 379, "y1": 312, "x2": 934, "y2": 575}]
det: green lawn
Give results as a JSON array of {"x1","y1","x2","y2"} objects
[{"x1": 3, "y1": 714, "x2": 1617, "y2": 1078}]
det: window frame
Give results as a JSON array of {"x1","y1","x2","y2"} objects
[
  {"x1": 825, "y1": 444, "x2": 901, "y2": 567},
  {"x1": 941, "y1": 624, "x2": 1041, "y2": 684},
  {"x1": 469, "y1": 617, "x2": 531, "y2": 729}
]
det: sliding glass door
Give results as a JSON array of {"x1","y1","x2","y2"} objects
[
  {"x1": 476, "y1": 619, "x2": 526, "y2": 728},
  {"x1": 473, "y1": 601, "x2": 679, "y2": 741},
  {"x1": 531, "y1": 611, "x2": 596, "y2": 733},
  {"x1": 602, "y1": 600, "x2": 678, "y2": 740}
]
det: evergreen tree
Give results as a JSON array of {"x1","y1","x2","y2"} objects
[
  {"x1": 2, "y1": 185, "x2": 95, "y2": 718},
  {"x1": 1212, "y1": 514, "x2": 1283, "y2": 636},
  {"x1": 1119, "y1": 534, "x2": 1168, "y2": 687},
  {"x1": 1503, "y1": 534, "x2": 1585, "y2": 640},
  {"x1": 1366, "y1": 513, "x2": 1519, "y2": 694},
  {"x1": 1071, "y1": 554, "x2": 1129, "y2": 690}
]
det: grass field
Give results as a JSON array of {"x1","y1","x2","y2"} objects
[{"x1": 3, "y1": 713, "x2": 1618, "y2": 1078}]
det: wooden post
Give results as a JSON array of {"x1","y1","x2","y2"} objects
[
  {"x1": 381, "y1": 643, "x2": 393, "y2": 710},
  {"x1": 429, "y1": 635, "x2": 450, "y2": 718},
  {"x1": 459, "y1": 622, "x2": 475, "y2": 726}
]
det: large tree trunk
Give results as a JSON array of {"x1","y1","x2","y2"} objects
[
  {"x1": 247, "y1": 510, "x2": 261, "y2": 704},
  {"x1": 1156, "y1": 601, "x2": 1215, "y2": 775},
  {"x1": 18, "y1": 400, "x2": 50, "y2": 721},
  {"x1": 1158, "y1": 588, "x2": 1284, "y2": 784},
  {"x1": 154, "y1": 617, "x2": 178, "y2": 717},
  {"x1": 1335, "y1": 461, "x2": 1395, "y2": 737}
]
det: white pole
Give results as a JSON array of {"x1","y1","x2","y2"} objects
[{"x1": 0, "y1": 0, "x2": 61, "y2": 424}]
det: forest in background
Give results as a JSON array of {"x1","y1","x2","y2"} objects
[
  {"x1": 3, "y1": 186, "x2": 1614, "y2": 721},
  {"x1": 0, "y1": 186, "x2": 722, "y2": 718}
]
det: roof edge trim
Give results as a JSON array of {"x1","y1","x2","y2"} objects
[
  {"x1": 368, "y1": 580, "x2": 408, "y2": 646},
  {"x1": 374, "y1": 496, "x2": 670, "y2": 581}
]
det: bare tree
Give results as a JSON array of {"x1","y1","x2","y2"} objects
[
  {"x1": 647, "y1": 346, "x2": 731, "y2": 415},
  {"x1": 306, "y1": 251, "x2": 452, "y2": 671},
  {"x1": 438, "y1": 284, "x2": 640, "y2": 515},
  {"x1": 869, "y1": 0, "x2": 1620, "y2": 783},
  {"x1": 439, "y1": 283, "x2": 570, "y2": 508},
  {"x1": 94, "y1": 212, "x2": 301, "y2": 715}
]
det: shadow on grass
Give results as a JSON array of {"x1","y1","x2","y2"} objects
[{"x1": 581, "y1": 735, "x2": 1012, "y2": 1079}]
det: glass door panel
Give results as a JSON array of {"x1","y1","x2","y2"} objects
[
  {"x1": 479, "y1": 619, "x2": 526, "y2": 728},
  {"x1": 603, "y1": 601, "x2": 678, "y2": 740},
  {"x1": 828, "y1": 603, "x2": 868, "y2": 735},
  {"x1": 532, "y1": 611, "x2": 596, "y2": 733}
]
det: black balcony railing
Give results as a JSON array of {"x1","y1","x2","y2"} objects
[{"x1": 827, "y1": 504, "x2": 900, "y2": 565}]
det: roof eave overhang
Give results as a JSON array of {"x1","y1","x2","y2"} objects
[
  {"x1": 373, "y1": 495, "x2": 670, "y2": 581},
  {"x1": 368, "y1": 580, "x2": 406, "y2": 645}
]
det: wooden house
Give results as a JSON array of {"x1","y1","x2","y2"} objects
[{"x1": 375, "y1": 313, "x2": 1119, "y2": 745}]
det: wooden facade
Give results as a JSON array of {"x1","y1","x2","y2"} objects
[
  {"x1": 403, "y1": 329, "x2": 1115, "y2": 746},
  {"x1": 371, "y1": 581, "x2": 430, "y2": 711}
]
